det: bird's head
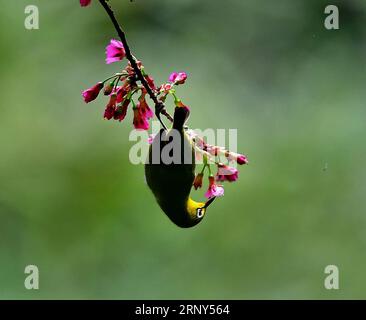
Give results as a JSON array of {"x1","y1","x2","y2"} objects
[{"x1": 187, "y1": 197, "x2": 216, "y2": 223}]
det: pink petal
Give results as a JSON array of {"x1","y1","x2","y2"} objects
[
  {"x1": 80, "y1": 0, "x2": 92, "y2": 7},
  {"x1": 218, "y1": 165, "x2": 238, "y2": 176},
  {"x1": 110, "y1": 39, "x2": 124, "y2": 49},
  {"x1": 175, "y1": 72, "x2": 187, "y2": 84},
  {"x1": 212, "y1": 185, "x2": 225, "y2": 197},
  {"x1": 106, "y1": 56, "x2": 122, "y2": 64},
  {"x1": 105, "y1": 39, "x2": 125, "y2": 64},
  {"x1": 169, "y1": 72, "x2": 178, "y2": 83},
  {"x1": 205, "y1": 185, "x2": 224, "y2": 199},
  {"x1": 145, "y1": 106, "x2": 154, "y2": 119},
  {"x1": 148, "y1": 134, "x2": 156, "y2": 144}
]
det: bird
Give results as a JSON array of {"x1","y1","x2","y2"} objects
[{"x1": 145, "y1": 105, "x2": 216, "y2": 228}]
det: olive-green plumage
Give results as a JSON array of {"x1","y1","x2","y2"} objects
[{"x1": 145, "y1": 106, "x2": 213, "y2": 228}]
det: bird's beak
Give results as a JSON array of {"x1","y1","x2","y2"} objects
[{"x1": 204, "y1": 197, "x2": 216, "y2": 208}]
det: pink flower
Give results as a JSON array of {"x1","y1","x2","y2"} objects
[
  {"x1": 169, "y1": 71, "x2": 187, "y2": 85},
  {"x1": 216, "y1": 164, "x2": 239, "y2": 182},
  {"x1": 205, "y1": 175, "x2": 224, "y2": 199},
  {"x1": 104, "y1": 106, "x2": 115, "y2": 120},
  {"x1": 138, "y1": 91, "x2": 154, "y2": 119},
  {"x1": 169, "y1": 72, "x2": 178, "y2": 83},
  {"x1": 113, "y1": 99, "x2": 129, "y2": 122},
  {"x1": 82, "y1": 82, "x2": 103, "y2": 103},
  {"x1": 226, "y1": 152, "x2": 249, "y2": 165},
  {"x1": 237, "y1": 154, "x2": 248, "y2": 165},
  {"x1": 103, "y1": 94, "x2": 117, "y2": 120},
  {"x1": 159, "y1": 83, "x2": 173, "y2": 94},
  {"x1": 148, "y1": 134, "x2": 156, "y2": 144},
  {"x1": 193, "y1": 173, "x2": 204, "y2": 190},
  {"x1": 106, "y1": 39, "x2": 126, "y2": 64},
  {"x1": 133, "y1": 107, "x2": 149, "y2": 130},
  {"x1": 116, "y1": 84, "x2": 129, "y2": 103},
  {"x1": 80, "y1": 0, "x2": 92, "y2": 7}
]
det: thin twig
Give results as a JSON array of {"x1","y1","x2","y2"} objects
[{"x1": 98, "y1": 0, "x2": 173, "y2": 124}]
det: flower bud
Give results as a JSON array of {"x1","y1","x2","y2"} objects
[
  {"x1": 193, "y1": 173, "x2": 204, "y2": 190},
  {"x1": 103, "y1": 82, "x2": 114, "y2": 96},
  {"x1": 82, "y1": 82, "x2": 103, "y2": 103}
]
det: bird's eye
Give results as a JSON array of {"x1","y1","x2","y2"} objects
[{"x1": 196, "y1": 208, "x2": 204, "y2": 218}]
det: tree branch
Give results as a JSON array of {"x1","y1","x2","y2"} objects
[{"x1": 98, "y1": 0, "x2": 173, "y2": 124}]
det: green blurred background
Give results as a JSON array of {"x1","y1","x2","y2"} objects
[{"x1": 1, "y1": 0, "x2": 366, "y2": 299}]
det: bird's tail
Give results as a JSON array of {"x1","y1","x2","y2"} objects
[{"x1": 172, "y1": 106, "x2": 190, "y2": 130}]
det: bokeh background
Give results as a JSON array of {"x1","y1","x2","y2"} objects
[{"x1": 1, "y1": 0, "x2": 366, "y2": 299}]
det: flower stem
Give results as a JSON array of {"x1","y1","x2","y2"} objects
[
  {"x1": 208, "y1": 165, "x2": 213, "y2": 176},
  {"x1": 98, "y1": 0, "x2": 173, "y2": 124},
  {"x1": 102, "y1": 73, "x2": 124, "y2": 84}
]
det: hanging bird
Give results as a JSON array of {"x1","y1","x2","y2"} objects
[{"x1": 145, "y1": 106, "x2": 216, "y2": 228}]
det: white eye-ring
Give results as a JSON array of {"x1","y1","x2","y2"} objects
[{"x1": 196, "y1": 208, "x2": 204, "y2": 218}]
